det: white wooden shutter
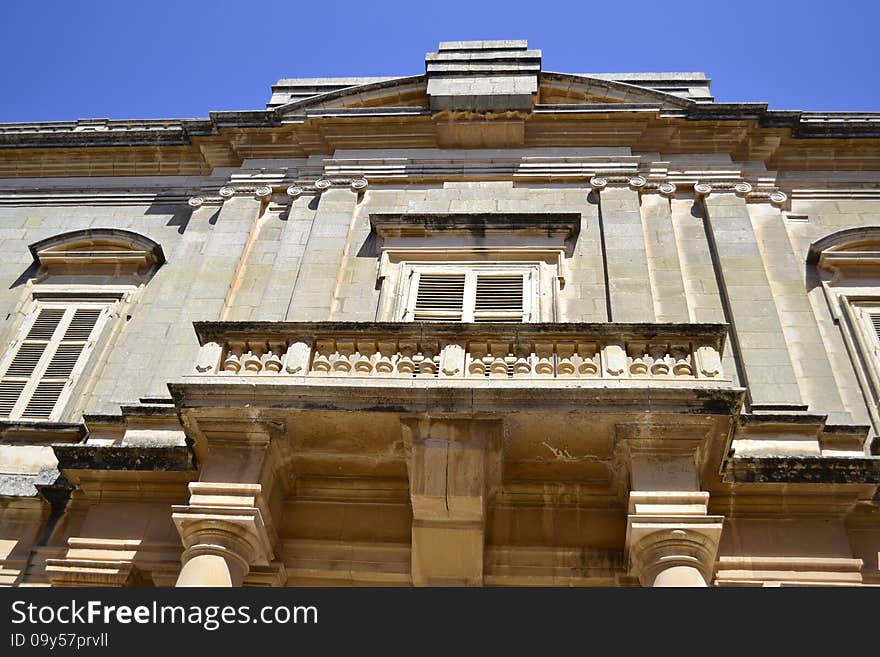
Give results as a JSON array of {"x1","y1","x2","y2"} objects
[
  {"x1": 869, "y1": 312, "x2": 880, "y2": 345},
  {"x1": 411, "y1": 273, "x2": 466, "y2": 321},
  {"x1": 473, "y1": 273, "x2": 528, "y2": 322},
  {"x1": 0, "y1": 303, "x2": 107, "y2": 420}
]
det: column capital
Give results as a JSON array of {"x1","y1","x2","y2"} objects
[
  {"x1": 626, "y1": 517, "x2": 724, "y2": 586},
  {"x1": 694, "y1": 180, "x2": 788, "y2": 206},
  {"x1": 217, "y1": 184, "x2": 274, "y2": 199},
  {"x1": 172, "y1": 482, "x2": 276, "y2": 585},
  {"x1": 286, "y1": 176, "x2": 367, "y2": 198}
]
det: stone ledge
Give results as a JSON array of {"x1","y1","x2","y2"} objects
[
  {"x1": 726, "y1": 456, "x2": 880, "y2": 484},
  {"x1": 52, "y1": 444, "x2": 195, "y2": 472}
]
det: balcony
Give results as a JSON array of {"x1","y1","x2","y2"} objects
[
  {"x1": 168, "y1": 322, "x2": 744, "y2": 509},
  {"x1": 171, "y1": 321, "x2": 742, "y2": 418}
]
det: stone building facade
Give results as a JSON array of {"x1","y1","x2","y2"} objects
[{"x1": 0, "y1": 40, "x2": 878, "y2": 587}]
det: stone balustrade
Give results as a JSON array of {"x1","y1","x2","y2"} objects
[{"x1": 192, "y1": 322, "x2": 729, "y2": 383}]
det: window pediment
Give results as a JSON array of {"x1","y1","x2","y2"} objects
[
  {"x1": 28, "y1": 229, "x2": 165, "y2": 283},
  {"x1": 808, "y1": 226, "x2": 880, "y2": 282}
]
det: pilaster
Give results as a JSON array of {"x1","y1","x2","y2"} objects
[
  {"x1": 285, "y1": 178, "x2": 365, "y2": 321},
  {"x1": 700, "y1": 186, "x2": 804, "y2": 409},
  {"x1": 592, "y1": 177, "x2": 655, "y2": 322},
  {"x1": 641, "y1": 191, "x2": 689, "y2": 322}
]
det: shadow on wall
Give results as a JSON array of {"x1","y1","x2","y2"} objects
[{"x1": 145, "y1": 204, "x2": 195, "y2": 235}]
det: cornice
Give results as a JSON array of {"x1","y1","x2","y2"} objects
[{"x1": 0, "y1": 90, "x2": 877, "y2": 152}]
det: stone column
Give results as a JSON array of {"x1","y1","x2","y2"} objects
[
  {"x1": 593, "y1": 177, "x2": 655, "y2": 322},
  {"x1": 623, "y1": 446, "x2": 723, "y2": 587},
  {"x1": 402, "y1": 418, "x2": 500, "y2": 586}
]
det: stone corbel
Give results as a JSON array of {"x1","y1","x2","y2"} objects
[{"x1": 401, "y1": 417, "x2": 501, "y2": 586}]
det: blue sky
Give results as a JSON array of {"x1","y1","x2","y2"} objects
[{"x1": 1, "y1": 0, "x2": 876, "y2": 122}]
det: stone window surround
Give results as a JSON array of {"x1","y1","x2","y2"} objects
[
  {"x1": 0, "y1": 228, "x2": 165, "y2": 423},
  {"x1": 371, "y1": 212, "x2": 577, "y2": 323},
  {"x1": 828, "y1": 290, "x2": 880, "y2": 434},
  {"x1": 812, "y1": 227, "x2": 880, "y2": 436}
]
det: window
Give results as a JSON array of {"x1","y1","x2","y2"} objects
[
  {"x1": 0, "y1": 301, "x2": 111, "y2": 420},
  {"x1": 402, "y1": 265, "x2": 536, "y2": 322},
  {"x1": 0, "y1": 228, "x2": 164, "y2": 422},
  {"x1": 371, "y1": 212, "x2": 576, "y2": 323},
  {"x1": 855, "y1": 305, "x2": 880, "y2": 355}
]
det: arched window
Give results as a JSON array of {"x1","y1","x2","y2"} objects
[{"x1": 0, "y1": 229, "x2": 164, "y2": 421}]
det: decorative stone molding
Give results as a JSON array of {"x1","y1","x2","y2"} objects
[
  {"x1": 694, "y1": 182, "x2": 713, "y2": 196},
  {"x1": 658, "y1": 182, "x2": 677, "y2": 197},
  {"x1": 316, "y1": 176, "x2": 368, "y2": 191},
  {"x1": 628, "y1": 175, "x2": 648, "y2": 190},
  {"x1": 589, "y1": 176, "x2": 608, "y2": 190},
  {"x1": 286, "y1": 177, "x2": 367, "y2": 198},
  {"x1": 28, "y1": 228, "x2": 166, "y2": 283},
  {"x1": 690, "y1": 179, "x2": 790, "y2": 206},
  {"x1": 769, "y1": 190, "x2": 788, "y2": 206},
  {"x1": 45, "y1": 559, "x2": 142, "y2": 587},
  {"x1": 808, "y1": 226, "x2": 880, "y2": 276},
  {"x1": 188, "y1": 195, "x2": 224, "y2": 208},
  {"x1": 218, "y1": 184, "x2": 274, "y2": 200}
]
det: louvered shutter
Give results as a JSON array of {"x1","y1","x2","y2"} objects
[
  {"x1": 0, "y1": 303, "x2": 106, "y2": 420},
  {"x1": 870, "y1": 312, "x2": 880, "y2": 345},
  {"x1": 412, "y1": 273, "x2": 466, "y2": 321},
  {"x1": 473, "y1": 274, "x2": 527, "y2": 322}
]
